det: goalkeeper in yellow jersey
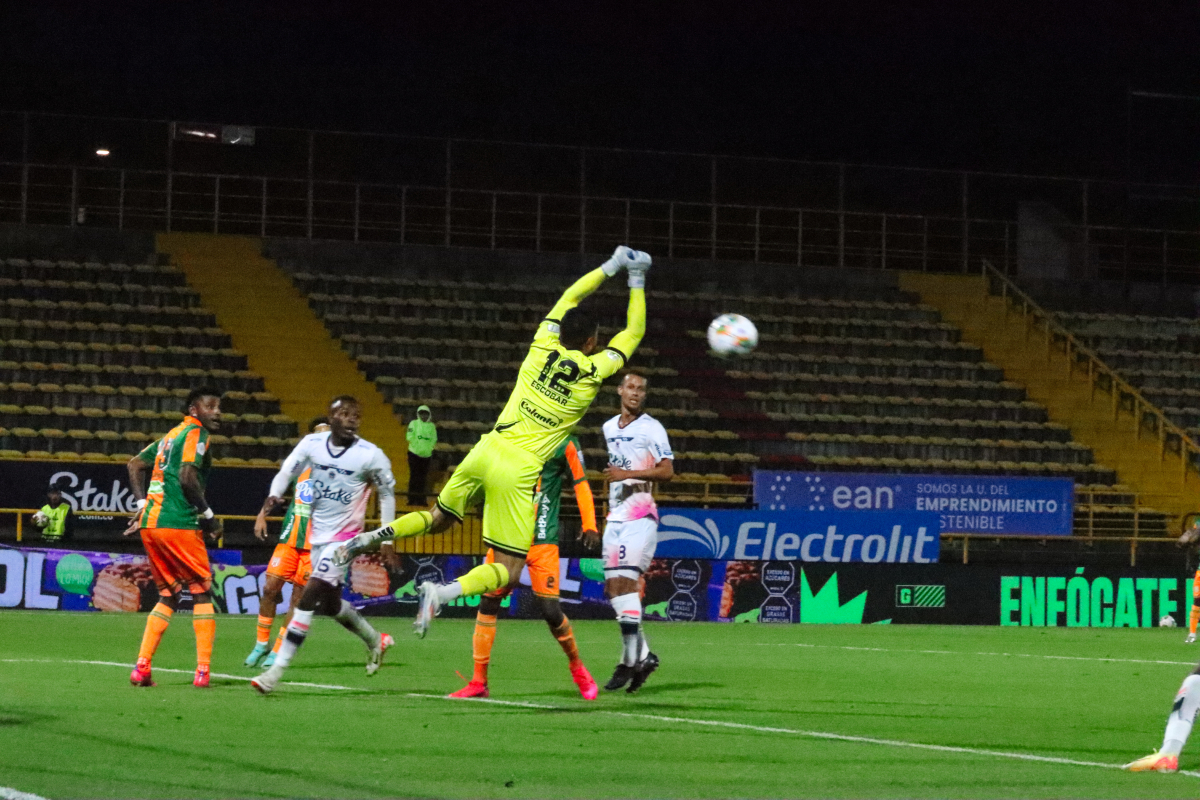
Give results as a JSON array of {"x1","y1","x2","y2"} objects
[{"x1": 333, "y1": 245, "x2": 650, "y2": 641}]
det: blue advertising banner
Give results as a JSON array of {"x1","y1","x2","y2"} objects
[
  {"x1": 753, "y1": 471, "x2": 1074, "y2": 536},
  {"x1": 654, "y1": 508, "x2": 940, "y2": 563}
]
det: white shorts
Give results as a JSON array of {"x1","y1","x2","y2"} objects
[
  {"x1": 309, "y1": 541, "x2": 349, "y2": 588},
  {"x1": 602, "y1": 517, "x2": 658, "y2": 576}
]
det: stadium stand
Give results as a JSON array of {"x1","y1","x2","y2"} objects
[
  {"x1": 285, "y1": 264, "x2": 1131, "y2": 526},
  {"x1": 0, "y1": 255, "x2": 299, "y2": 464}
]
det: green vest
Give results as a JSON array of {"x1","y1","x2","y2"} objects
[{"x1": 39, "y1": 503, "x2": 69, "y2": 540}]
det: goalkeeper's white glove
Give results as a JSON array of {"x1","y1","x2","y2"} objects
[
  {"x1": 600, "y1": 246, "x2": 628, "y2": 277},
  {"x1": 624, "y1": 249, "x2": 651, "y2": 288}
]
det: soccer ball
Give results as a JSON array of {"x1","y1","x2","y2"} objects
[
  {"x1": 1160, "y1": 614, "x2": 1178, "y2": 628},
  {"x1": 32, "y1": 511, "x2": 48, "y2": 528},
  {"x1": 707, "y1": 313, "x2": 758, "y2": 358}
]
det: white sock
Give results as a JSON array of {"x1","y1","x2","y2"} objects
[
  {"x1": 638, "y1": 630, "x2": 650, "y2": 661},
  {"x1": 435, "y1": 582, "x2": 463, "y2": 604},
  {"x1": 334, "y1": 599, "x2": 379, "y2": 647},
  {"x1": 274, "y1": 608, "x2": 314, "y2": 670},
  {"x1": 610, "y1": 592, "x2": 642, "y2": 666},
  {"x1": 1163, "y1": 674, "x2": 1200, "y2": 755}
]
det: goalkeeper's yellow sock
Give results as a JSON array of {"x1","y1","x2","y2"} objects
[
  {"x1": 453, "y1": 562, "x2": 510, "y2": 598},
  {"x1": 390, "y1": 510, "x2": 434, "y2": 540}
]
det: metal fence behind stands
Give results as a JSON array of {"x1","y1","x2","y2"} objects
[{"x1": 2, "y1": 110, "x2": 1200, "y2": 282}]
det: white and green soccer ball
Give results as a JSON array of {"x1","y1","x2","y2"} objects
[
  {"x1": 1160, "y1": 614, "x2": 1178, "y2": 628},
  {"x1": 32, "y1": 511, "x2": 49, "y2": 528},
  {"x1": 707, "y1": 313, "x2": 758, "y2": 358}
]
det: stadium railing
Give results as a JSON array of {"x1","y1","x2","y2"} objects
[{"x1": 983, "y1": 259, "x2": 1200, "y2": 487}]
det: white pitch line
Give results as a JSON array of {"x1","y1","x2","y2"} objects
[
  {"x1": 409, "y1": 692, "x2": 1200, "y2": 778},
  {"x1": 756, "y1": 642, "x2": 1200, "y2": 668},
  {"x1": 6, "y1": 659, "x2": 1199, "y2": 780},
  {"x1": 0, "y1": 659, "x2": 359, "y2": 691},
  {"x1": 0, "y1": 788, "x2": 50, "y2": 800}
]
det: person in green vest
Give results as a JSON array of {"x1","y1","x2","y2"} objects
[
  {"x1": 405, "y1": 404, "x2": 437, "y2": 506},
  {"x1": 34, "y1": 481, "x2": 72, "y2": 543}
]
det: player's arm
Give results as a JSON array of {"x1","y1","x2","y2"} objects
[
  {"x1": 606, "y1": 457, "x2": 674, "y2": 484},
  {"x1": 178, "y1": 427, "x2": 220, "y2": 539},
  {"x1": 263, "y1": 439, "x2": 310, "y2": 515},
  {"x1": 367, "y1": 452, "x2": 399, "y2": 566},
  {"x1": 591, "y1": 250, "x2": 650, "y2": 380},
  {"x1": 605, "y1": 425, "x2": 674, "y2": 483},
  {"x1": 565, "y1": 440, "x2": 599, "y2": 546},
  {"x1": 537, "y1": 247, "x2": 637, "y2": 343},
  {"x1": 123, "y1": 440, "x2": 158, "y2": 535}
]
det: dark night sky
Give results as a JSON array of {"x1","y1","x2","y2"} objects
[{"x1": 0, "y1": 2, "x2": 1198, "y2": 181}]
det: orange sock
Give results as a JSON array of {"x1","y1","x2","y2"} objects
[
  {"x1": 137, "y1": 602, "x2": 174, "y2": 663},
  {"x1": 550, "y1": 615, "x2": 581, "y2": 667},
  {"x1": 271, "y1": 628, "x2": 285, "y2": 653},
  {"x1": 1190, "y1": 604, "x2": 1199, "y2": 635},
  {"x1": 256, "y1": 614, "x2": 273, "y2": 645},
  {"x1": 472, "y1": 613, "x2": 497, "y2": 684},
  {"x1": 193, "y1": 603, "x2": 216, "y2": 669}
]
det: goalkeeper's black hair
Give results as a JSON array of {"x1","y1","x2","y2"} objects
[
  {"x1": 559, "y1": 307, "x2": 599, "y2": 350},
  {"x1": 184, "y1": 386, "x2": 221, "y2": 413}
]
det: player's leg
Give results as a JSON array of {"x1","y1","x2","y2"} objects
[
  {"x1": 252, "y1": 573, "x2": 339, "y2": 694},
  {"x1": 1125, "y1": 664, "x2": 1200, "y2": 772},
  {"x1": 375, "y1": 436, "x2": 497, "y2": 561},
  {"x1": 625, "y1": 520, "x2": 660, "y2": 693},
  {"x1": 190, "y1": 586, "x2": 217, "y2": 688},
  {"x1": 133, "y1": 528, "x2": 178, "y2": 684},
  {"x1": 413, "y1": 438, "x2": 536, "y2": 635},
  {"x1": 602, "y1": 517, "x2": 659, "y2": 692},
  {"x1": 450, "y1": 580, "x2": 504, "y2": 698},
  {"x1": 155, "y1": 527, "x2": 218, "y2": 687},
  {"x1": 248, "y1": 549, "x2": 291, "y2": 666},
  {"x1": 132, "y1": 530, "x2": 180, "y2": 687},
  {"x1": 529, "y1": 544, "x2": 596, "y2": 699},
  {"x1": 264, "y1": 556, "x2": 308, "y2": 668},
  {"x1": 1188, "y1": 571, "x2": 1200, "y2": 643}
]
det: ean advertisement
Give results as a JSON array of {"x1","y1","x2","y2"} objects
[{"x1": 754, "y1": 470, "x2": 1075, "y2": 536}]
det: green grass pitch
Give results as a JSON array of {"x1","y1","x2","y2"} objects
[{"x1": 4, "y1": 612, "x2": 1200, "y2": 799}]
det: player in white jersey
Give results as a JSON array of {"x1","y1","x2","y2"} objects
[
  {"x1": 251, "y1": 396, "x2": 397, "y2": 695},
  {"x1": 593, "y1": 369, "x2": 673, "y2": 693}
]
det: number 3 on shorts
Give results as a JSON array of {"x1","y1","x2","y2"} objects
[{"x1": 619, "y1": 544, "x2": 626, "y2": 560}]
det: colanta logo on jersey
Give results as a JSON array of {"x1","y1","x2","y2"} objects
[{"x1": 519, "y1": 399, "x2": 563, "y2": 428}]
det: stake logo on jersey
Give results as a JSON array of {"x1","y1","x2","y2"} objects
[
  {"x1": 603, "y1": 413, "x2": 673, "y2": 523},
  {"x1": 269, "y1": 432, "x2": 395, "y2": 546}
]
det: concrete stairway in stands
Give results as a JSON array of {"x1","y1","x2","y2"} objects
[
  {"x1": 900, "y1": 272, "x2": 1200, "y2": 524},
  {"x1": 156, "y1": 233, "x2": 410, "y2": 478}
]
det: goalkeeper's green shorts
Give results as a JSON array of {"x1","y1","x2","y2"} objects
[{"x1": 436, "y1": 432, "x2": 543, "y2": 557}]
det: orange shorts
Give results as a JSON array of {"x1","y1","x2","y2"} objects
[
  {"x1": 141, "y1": 527, "x2": 212, "y2": 596},
  {"x1": 1193, "y1": 570, "x2": 1200, "y2": 599},
  {"x1": 486, "y1": 543, "x2": 560, "y2": 599},
  {"x1": 266, "y1": 543, "x2": 312, "y2": 587}
]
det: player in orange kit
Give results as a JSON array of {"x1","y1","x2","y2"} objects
[{"x1": 125, "y1": 387, "x2": 223, "y2": 688}]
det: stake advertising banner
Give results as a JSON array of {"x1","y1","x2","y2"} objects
[
  {"x1": 654, "y1": 508, "x2": 941, "y2": 563},
  {"x1": 754, "y1": 470, "x2": 1075, "y2": 536},
  {"x1": 9, "y1": 545, "x2": 1175, "y2": 627},
  {"x1": 0, "y1": 459, "x2": 276, "y2": 529}
]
